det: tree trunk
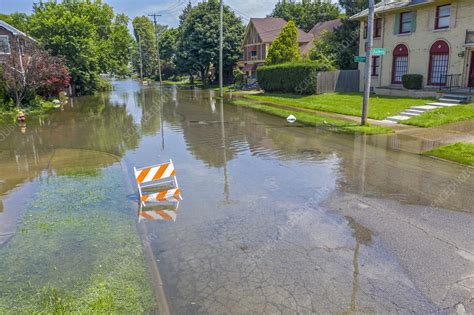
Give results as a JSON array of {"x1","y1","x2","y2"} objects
[{"x1": 200, "y1": 65, "x2": 209, "y2": 87}]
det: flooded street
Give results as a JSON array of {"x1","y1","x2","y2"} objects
[{"x1": 0, "y1": 80, "x2": 473, "y2": 314}]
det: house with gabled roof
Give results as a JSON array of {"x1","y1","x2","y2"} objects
[{"x1": 240, "y1": 17, "x2": 342, "y2": 80}]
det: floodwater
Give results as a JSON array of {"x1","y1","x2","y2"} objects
[{"x1": 0, "y1": 80, "x2": 473, "y2": 314}]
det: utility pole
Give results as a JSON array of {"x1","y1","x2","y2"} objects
[
  {"x1": 149, "y1": 13, "x2": 163, "y2": 85},
  {"x1": 219, "y1": 0, "x2": 224, "y2": 98},
  {"x1": 361, "y1": 0, "x2": 375, "y2": 126},
  {"x1": 138, "y1": 34, "x2": 144, "y2": 80}
]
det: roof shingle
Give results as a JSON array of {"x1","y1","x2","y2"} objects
[{"x1": 250, "y1": 17, "x2": 314, "y2": 44}]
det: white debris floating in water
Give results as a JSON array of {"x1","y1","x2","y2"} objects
[{"x1": 287, "y1": 115, "x2": 297, "y2": 123}]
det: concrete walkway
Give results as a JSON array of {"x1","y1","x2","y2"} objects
[{"x1": 383, "y1": 94, "x2": 470, "y2": 123}]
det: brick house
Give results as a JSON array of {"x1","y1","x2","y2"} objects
[
  {"x1": 240, "y1": 17, "x2": 341, "y2": 81},
  {"x1": 0, "y1": 20, "x2": 36, "y2": 71},
  {"x1": 351, "y1": 0, "x2": 474, "y2": 96}
]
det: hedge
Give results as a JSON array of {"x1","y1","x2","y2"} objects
[
  {"x1": 257, "y1": 62, "x2": 331, "y2": 94},
  {"x1": 402, "y1": 74, "x2": 423, "y2": 90}
]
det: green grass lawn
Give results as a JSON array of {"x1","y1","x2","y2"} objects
[
  {"x1": 162, "y1": 79, "x2": 193, "y2": 86},
  {"x1": 242, "y1": 92, "x2": 433, "y2": 120},
  {"x1": 424, "y1": 143, "x2": 474, "y2": 166},
  {"x1": 404, "y1": 103, "x2": 474, "y2": 127},
  {"x1": 0, "y1": 166, "x2": 156, "y2": 313},
  {"x1": 231, "y1": 99, "x2": 393, "y2": 135}
]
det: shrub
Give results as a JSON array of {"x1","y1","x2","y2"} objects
[
  {"x1": 402, "y1": 74, "x2": 423, "y2": 90},
  {"x1": 257, "y1": 61, "x2": 331, "y2": 94},
  {"x1": 233, "y1": 67, "x2": 244, "y2": 88},
  {"x1": 265, "y1": 20, "x2": 301, "y2": 65},
  {"x1": 96, "y1": 78, "x2": 113, "y2": 92}
]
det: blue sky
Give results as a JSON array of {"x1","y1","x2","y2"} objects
[
  {"x1": 0, "y1": 0, "x2": 277, "y2": 26},
  {"x1": 0, "y1": 0, "x2": 339, "y2": 27}
]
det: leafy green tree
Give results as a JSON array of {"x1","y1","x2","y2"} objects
[
  {"x1": 265, "y1": 21, "x2": 301, "y2": 65},
  {"x1": 339, "y1": 0, "x2": 381, "y2": 17},
  {"x1": 309, "y1": 30, "x2": 336, "y2": 69},
  {"x1": 271, "y1": 0, "x2": 340, "y2": 32},
  {"x1": 110, "y1": 14, "x2": 133, "y2": 77},
  {"x1": 175, "y1": 0, "x2": 244, "y2": 85},
  {"x1": 159, "y1": 28, "x2": 178, "y2": 62},
  {"x1": 29, "y1": 0, "x2": 130, "y2": 95},
  {"x1": 327, "y1": 20, "x2": 361, "y2": 69},
  {"x1": 132, "y1": 16, "x2": 158, "y2": 78},
  {"x1": 0, "y1": 13, "x2": 30, "y2": 33}
]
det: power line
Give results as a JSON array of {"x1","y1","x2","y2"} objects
[{"x1": 161, "y1": 0, "x2": 189, "y2": 13}]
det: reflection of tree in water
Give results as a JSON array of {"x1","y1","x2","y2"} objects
[
  {"x1": 346, "y1": 216, "x2": 373, "y2": 313},
  {"x1": 0, "y1": 92, "x2": 142, "y2": 198},
  {"x1": 164, "y1": 90, "x2": 243, "y2": 168},
  {"x1": 46, "y1": 93, "x2": 140, "y2": 156},
  {"x1": 134, "y1": 87, "x2": 163, "y2": 136}
]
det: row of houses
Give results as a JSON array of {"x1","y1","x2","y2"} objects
[
  {"x1": 239, "y1": 0, "x2": 474, "y2": 96},
  {"x1": 4, "y1": 0, "x2": 473, "y2": 96}
]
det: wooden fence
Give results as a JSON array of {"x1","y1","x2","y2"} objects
[{"x1": 316, "y1": 70, "x2": 360, "y2": 94}]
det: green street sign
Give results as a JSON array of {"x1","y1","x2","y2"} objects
[
  {"x1": 371, "y1": 48, "x2": 386, "y2": 56},
  {"x1": 354, "y1": 56, "x2": 367, "y2": 63}
]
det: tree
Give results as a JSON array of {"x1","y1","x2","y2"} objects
[
  {"x1": 29, "y1": 0, "x2": 130, "y2": 95},
  {"x1": 309, "y1": 30, "x2": 337, "y2": 69},
  {"x1": 175, "y1": 0, "x2": 244, "y2": 85},
  {"x1": 325, "y1": 20, "x2": 361, "y2": 69},
  {"x1": 3, "y1": 43, "x2": 70, "y2": 107},
  {"x1": 0, "y1": 13, "x2": 30, "y2": 33},
  {"x1": 317, "y1": 0, "x2": 382, "y2": 69},
  {"x1": 339, "y1": 0, "x2": 381, "y2": 17},
  {"x1": 159, "y1": 28, "x2": 178, "y2": 62},
  {"x1": 271, "y1": 0, "x2": 340, "y2": 32},
  {"x1": 265, "y1": 21, "x2": 301, "y2": 65},
  {"x1": 132, "y1": 16, "x2": 158, "y2": 78},
  {"x1": 110, "y1": 14, "x2": 134, "y2": 77}
]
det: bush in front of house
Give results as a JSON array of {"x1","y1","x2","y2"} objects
[
  {"x1": 402, "y1": 74, "x2": 423, "y2": 90},
  {"x1": 257, "y1": 61, "x2": 331, "y2": 94}
]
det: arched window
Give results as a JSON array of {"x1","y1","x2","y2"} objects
[
  {"x1": 428, "y1": 40, "x2": 450, "y2": 86},
  {"x1": 392, "y1": 44, "x2": 409, "y2": 84}
]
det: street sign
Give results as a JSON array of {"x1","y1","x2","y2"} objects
[
  {"x1": 354, "y1": 56, "x2": 367, "y2": 63},
  {"x1": 371, "y1": 48, "x2": 386, "y2": 56}
]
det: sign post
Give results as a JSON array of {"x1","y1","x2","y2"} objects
[{"x1": 361, "y1": 0, "x2": 375, "y2": 126}]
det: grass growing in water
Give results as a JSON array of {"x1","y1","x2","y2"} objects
[
  {"x1": 241, "y1": 92, "x2": 433, "y2": 120},
  {"x1": 424, "y1": 143, "x2": 474, "y2": 166},
  {"x1": 404, "y1": 103, "x2": 474, "y2": 127},
  {"x1": 231, "y1": 99, "x2": 393, "y2": 135},
  {"x1": 0, "y1": 166, "x2": 156, "y2": 313}
]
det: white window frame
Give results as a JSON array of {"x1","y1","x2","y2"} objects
[{"x1": 0, "y1": 35, "x2": 11, "y2": 55}]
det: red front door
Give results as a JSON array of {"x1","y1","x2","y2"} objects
[{"x1": 469, "y1": 52, "x2": 474, "y2": 88}]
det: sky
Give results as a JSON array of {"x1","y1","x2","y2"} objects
[{"x1": 0, "y1": 0, "x2": 339, "y2": 27}]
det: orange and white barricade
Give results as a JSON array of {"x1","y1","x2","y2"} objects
[
  {"x1": 138, "y1": 202, "x2": 180, "y2": 222},
  {"x1": 140, "y1": 188, "x2": 182, "y2": 203},
  {"x1": 134, "y1": 159, "x2": 182, "y2": 206},
  {"x1": 139, "y1": 209, "x2": 178, "y2": 222}
]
